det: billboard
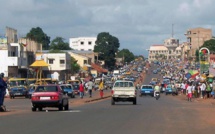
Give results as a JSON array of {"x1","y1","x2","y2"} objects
[
  {"x1": 199, "y1": 47, "x2": 210, "y2": 74},
  {"x1": 0, "y1": 36, "x2": 7, "y2": 44}
]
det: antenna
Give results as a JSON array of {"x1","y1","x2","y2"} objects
[{"x1": 172, "y1": 24, "x2": 174, "y2": 38}]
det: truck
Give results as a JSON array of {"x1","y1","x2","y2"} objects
[{"x1": 111, "y1": 80, "x2": 137, "y2": 105}]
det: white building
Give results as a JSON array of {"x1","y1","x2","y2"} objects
[
  {"x1": 69, "y1": 37, "x2": 97, "y2": 51},
  {"x1": 38, "y1": 52, "x2": 72, "y2": 80},
  {"x1": 148, "y1": 38, "x2": 182, "y2": 62}
]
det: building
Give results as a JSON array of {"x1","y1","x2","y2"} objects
[
  {"x1": 69, "y1": 37, "x2": 97, "y2": 51},
  {"x1": 0, "y1": 27, "x2": 40, "y2": 77},
  {"x1": 148, "y1": 38, "x2": 182, "y2": 62},
  {"x1": 37, "y1": 52, "x2": 72, "y2": 81},
  {"x1": 184, "y1": 27, "x2": 212, "y2": 56}
]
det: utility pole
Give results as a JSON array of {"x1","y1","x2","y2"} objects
[{"x1": 172, "y1": 24, "x2": 174, "y2": 38}]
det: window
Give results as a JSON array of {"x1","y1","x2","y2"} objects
[
  {"x1": 60, "y1": 60, "x2": 65, "y2": 64},
  {"x1": 49, "y1": 59, "x2": 54, "y2": 64},
  {"x1": 84, "y1": 60, "x2": 87, "y2": 64},
  {"x1": 88, "y1": 41, "x2": 92, "y2": 45},
  {"x1": 81, "y1": 49, "x2": 84, "y2": 51},
  {"x1": 88, "y1": 49, "x2": 92, "y2": 51},
  {"x1": 81, "y1": 41, "x2": 84, "y2": 45}
]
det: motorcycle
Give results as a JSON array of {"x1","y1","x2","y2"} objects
[{"x1": 155, "y1": 92, "x2": 160, "y2": 100}]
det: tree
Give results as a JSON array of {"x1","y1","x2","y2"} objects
[
  {"x1": 195, "y1": 49, "x2": 199, "y2": 62},
  {"x1": 117, "y1": 49, "x2": 135, "y2": 63},
  {"x1": 49, "y1": 37, "x2": 71, "y2": 50},
  {"x1": 200, "y1": 39, "x2": 215, "y2": 53},
  {"x1": 71, "y1": 56, "x2": 80, "y2": 74},
  {"x1": 94, "y1": 32, "x2": 120, "y2": 71},
  {"x1": 26, "y1": 27, "x2": 50, "y2": 50}
]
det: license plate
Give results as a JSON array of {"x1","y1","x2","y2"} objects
[
  {"x1": 15, "y1": 93, "x2": 21, "y2": 95},
  {"x1": 145, "y1": 91, "x2": 150, "y2": 93},
  {"x1": 40, "y1": 97, "x2": 50, "y2": 100}
]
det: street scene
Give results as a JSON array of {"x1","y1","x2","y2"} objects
[{"x1": 1, "y1": 0, "x2": 215, "y2": 134}]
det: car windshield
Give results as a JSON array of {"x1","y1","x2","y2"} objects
[
  {"x1": 36, "y1": 86, "x2": 58, "y2": 92},
  {"x1": 11, "y1": 87, "x2": 25, "y2": 91},
  {"x1": 114, "y1": 82, "x2": 134, "y2": 87},
  {"x1": 142, "y1": 86, "x2": 153, "y2": 89},
  {"x1": 61, "y1": 85, "x2": 72, "y2": 90}
]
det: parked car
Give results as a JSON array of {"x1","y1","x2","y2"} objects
[
  {"x1": 9, "y1": 86, "x2": 28, "y2": 99},
  {"x1": 31, "y1": 84, "x2": 69, "y2": 111},
  {"x1": 140, "y1": 85, "x2": 154, "y2": 97},
  {"x1": 59, "y1": 84, "x2": 75, "y2": 98},
  {"x1": 27, "y1": 85, "x2": 38, "y2": 99}
]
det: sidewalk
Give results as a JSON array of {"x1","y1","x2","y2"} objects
[{"x1": 70, "y1": 90, "x2": 111, "y2": 106}]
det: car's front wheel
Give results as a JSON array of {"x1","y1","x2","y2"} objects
[{"x1": 133, "y1": 98, "x2": 137, "y2": 105}]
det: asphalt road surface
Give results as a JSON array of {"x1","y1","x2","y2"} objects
[{"x1": 1, "y1": 64, "x2": 215, "y2": 134}]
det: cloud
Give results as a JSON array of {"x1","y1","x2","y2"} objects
[{"x1": 0, "y1": 0, "x2": 214, "y2": 56}]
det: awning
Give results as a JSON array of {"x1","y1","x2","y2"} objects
[{"x1": 30, "y1": 60, "x2": 49, "y2": 67}]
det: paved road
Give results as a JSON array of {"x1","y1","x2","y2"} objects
[{"x1": 1, "y1": 64, "x2": 215, "y2": 134}]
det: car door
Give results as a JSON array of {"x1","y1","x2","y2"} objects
[{"x1": 59, "y1": 86, "x2": 68, "y2": 106}]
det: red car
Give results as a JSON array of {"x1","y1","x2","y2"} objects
[{"x1": 31, "y1": 84, "x2": 69, "y2": 111}]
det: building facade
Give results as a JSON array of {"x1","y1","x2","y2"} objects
[
  {"x1": 69, "y1": 37, "x2": 97, "y2": 51},
  {"x1": 184, "y1": 27, "x2": 212, "y2": 56},
  {"x1": 148, "y1": 38, "x2": 182, "y2": 62}
]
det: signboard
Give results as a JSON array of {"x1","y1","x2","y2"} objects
[{"x1": 199, "y1": 47, "x2": 210, "y2": 74}]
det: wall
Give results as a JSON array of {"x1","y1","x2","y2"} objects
[{"x1": 69, "y1": 37, "x2": 96, "y2": 51}]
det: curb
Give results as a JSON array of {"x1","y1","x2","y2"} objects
[{"x1": 85, "y1": 95, "x2": 111, "y2": 103}]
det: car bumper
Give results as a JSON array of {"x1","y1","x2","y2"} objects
[{"x1": 32, "y1": 100, "x2": 61, "y2": 107}]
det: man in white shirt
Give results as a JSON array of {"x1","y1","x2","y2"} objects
[{"x1": 201, "y1": 82, "x2": 206, "y2": 99}]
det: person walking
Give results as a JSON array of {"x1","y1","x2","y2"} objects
[
  {"x1": 79, "y1": 81, "x2": 84, "y2": 99},
  {"x1": 98, "y1": 79, "x2": 104, "y2": 98},
  {"x1": 186, "y1": 82, "x2": 192, "y2": 102},
  {"x1": 87, "y1": 79, "x2": 94, "y2": 98},
  {"x1": 0, "y1": 73, "x2": 7, "y2": 111},
  {"x1": 201, "y1": 82, "x2": 206, "y2": 99}
]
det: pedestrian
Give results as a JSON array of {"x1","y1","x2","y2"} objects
[
  {"x1": 79, "y1": 81, "x2": 84, "y2": 99},
  {"x1": 212, "y1": 80, "x2": 215, "y2": 99},
  {"x1": 98, "y1": 79, "x2": 104, "y2": 98},
  {"x1": 87, "y1": 79, "x2": 94, "y2": 98},
  {"x1": 186, "y1": 82, "x2": 192, "y2": 102},
  {"x1": 0, "y1": 73, "x2": 7, "y2": 111},
  {"x1": 201, "y1": 82, "x2": 206, "y2": 99}
]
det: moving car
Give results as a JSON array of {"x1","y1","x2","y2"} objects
[
  {"x1": 153, "y1": 70, "x2": 158, "y2": 74},
  {"x1": 9, "y1": 86, "x2": 28, "y2": 99},
  {"x1": 140, "y1": 85, "x2": 154, "y2": 97},
  {"x1": 165, "y1": 84, "x2": 178, "y2": 95},
  {"x1": 31, "y1": 84, "x2": 69, "y2": 111},
  {"x1": 111, "y1": 80, "x2": 136, "y2": 105},
  {"x1": 59, "y1": 84, "x2": 75, "y2": 98},
  {"x1": 27, "y1": 85, "x2": 38, "y2": 99}
]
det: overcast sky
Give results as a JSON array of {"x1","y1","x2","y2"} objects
[{"x1": 0, "y1": 0, "x2": 214, "y2": 56}]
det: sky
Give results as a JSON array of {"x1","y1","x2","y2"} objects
[{"x1": 0, "y1": 0, "x2": 215, "y2": 57}]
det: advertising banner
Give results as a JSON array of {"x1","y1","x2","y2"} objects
[{"x1": 199, "y1": 47, "x2": 210, "y2": 75}]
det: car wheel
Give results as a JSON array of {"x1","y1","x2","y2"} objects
[
  {"x1": 13, "y1": 96, "x2": 15, "y2": 99},
  {"x1": 64, "y1": 103, "x2": 69, "y2": 111},
  {"x1": 133, "y1": 98, "x2": 137, "y2": 105},
  {"x1": 166, "y1": 93, "x2": 168, "y2": 95},
  {"x1": 111, "y1": 98, "x2": 115, "y2": 105},
  {"x1": 58, "y1": 104, "x2": 63, "y2": 111},
  {"x1": 10, "y1": 96, "x2": 12, "y2": 99},
  {"x1": 32, "y1": 106, "x2": 36, "y2": 112},
  {"x1": 38, "y1": 107, "x2": 43, "y2": 111}
]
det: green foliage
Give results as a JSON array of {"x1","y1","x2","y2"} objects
[
  {"x1": 201, "y1": 39, "x2": 215, "y2": 53},
  {"x1": 117, "y1": 49, "x2": 135, "y2": 63},
  {"x1": 94, "y1": 32, "x2": 120, "y2": 71},
  {"x1": 71, "y1": 56, "x2": 80, "y2": 73},
  {"x1": 195, "y1": 49, "x2": 199, "y2": 62},
  {"x1": 26, "y1": 27, "x2": 50, "y2": 50},
  {"x1": 49, "y1": 50, "x2": 65, "y2": 53},
  {"x1": 49, "y1": 37, "x2": 71, "y2": 50}
]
